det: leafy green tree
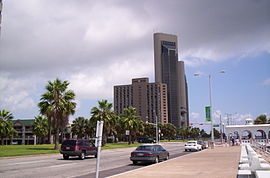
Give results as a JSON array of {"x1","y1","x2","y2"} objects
[
  {"x1": 90, "y1": 99, "x2": 115, "y2": 145},
  {"x1": 33, "y1": 116, "x2": 48, "y2": 144},
  {"x1": 190, "y1": 127, "x2": 200, "y2": 139},
  {"x1": 38, "y1": 79, "x2": 76, "y2": 149},
  {"x1": 142, "y1": 122, "x2": 155, "y2": 139},
  {"x1": 38, "y1": 100, "x2": 54, "y2": 144},
  {"x1": 0, "y1": 110, "x2": 17, "y2": 145},
  {"x1": 161, "y1": 123, "x2": 176, "y2": 141},
  {"x1": 120, "y1": 106, "x2": 142, "y2": 144},
  {"x1": 254, "y1": 114, "x2": 268, "y2": 124},
  {"x1": 210, "y1": 128, "x2": 221, "y2": 139},
  {"x1": 71, "y1": 117, "x2": 87, "y2": 139},
  {"x1": 178, "y1": 126, "x2": 191, "y2": 139},
  {"x1": 200, "y1": 129, "x2": 209, "y2": 138}
]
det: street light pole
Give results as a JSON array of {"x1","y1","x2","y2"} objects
[
  {"x1": 208, "y1": 74, "x2": 214, "y2": 143},
  {"x1": 194, "y1": 70, "x2": 225, "y2": 145},
  {"x1": 156, "y1": 114, "x2": 158, "y2": 143}
]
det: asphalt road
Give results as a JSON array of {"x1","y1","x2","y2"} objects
[{"x1": 0, "y1": 142, "x2": 189, "y2": 178}]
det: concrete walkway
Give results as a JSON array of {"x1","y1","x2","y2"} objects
[{"x1": 110, "y1": 146, "x2": 240, "y2": 178}]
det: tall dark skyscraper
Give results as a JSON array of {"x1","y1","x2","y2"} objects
[{"x1": 154, "y1": 33, "x2": 189, "y2": 127}]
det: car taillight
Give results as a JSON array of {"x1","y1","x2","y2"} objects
[
  {"x1": 144, "y1": 153, "x2": 153, "y2": 156},
  {"x1": 131, "y1": 153, "x2": 136, "y2": 156},
  {"x1": 75, "y1": 145, "x2": 79, "y2": 150}
]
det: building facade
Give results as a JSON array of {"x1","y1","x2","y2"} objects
[
  {"x1": 114, "y1": 78, "x2": 168, "y2": 124},
  {"x1": 154, "y1": 33, "x2": 189, "y2": 127},
  {"x1": 1, "y1": 119, "x2": 36, "y2": 145}
]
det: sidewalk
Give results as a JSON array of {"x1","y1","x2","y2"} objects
[{"x1": 110, "y1": 146, "x2": 240, "y2": 178}]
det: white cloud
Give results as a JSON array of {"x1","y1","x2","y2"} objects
[
  {"x1": 225, "y1": 113, "x2": 254, "y2": 125},
  {"x1": 0, "y1": 74, "x2": 36, "y2": 112},
  {"x1": 262, "y1": 78, "x2": 270, "y2": 86},
  {"x1": 213, "y1": 110, "x2": 222, "y2": 120},
  {"x1": 69, "y1": 53, "x2": 153, "y2": 100},
  {"x1": 191, "y1": 112, "x2": 200, "y2": 119}
]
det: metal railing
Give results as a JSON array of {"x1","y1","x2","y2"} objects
[{"x1": 252, "y1": 141, "x2": 270, "y2": 155}]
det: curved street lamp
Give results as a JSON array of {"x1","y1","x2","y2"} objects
[{"x1": 194, "y1": 70, "x2": 225, "y2": 144}]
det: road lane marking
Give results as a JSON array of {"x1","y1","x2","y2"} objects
[
  {"x1": 9, "y1": 160, "x2": 46, "y2": 165},
  {"x1": 48, "y1": 163, "x2": 78, "y2": 168}
]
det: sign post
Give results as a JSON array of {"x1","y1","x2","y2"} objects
[{"x1": 95, "y1": 121, "x2": 103, "y2": 178}]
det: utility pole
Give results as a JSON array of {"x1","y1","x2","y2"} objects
[
  {"x1": 220, "y1": 115, "x2": 223, "y2": 143},
  {"x1": 156, "y1": 114, "x2": 158, "y2": 143}
]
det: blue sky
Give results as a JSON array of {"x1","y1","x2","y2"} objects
[{"x1": 0, "y1": 0, "x2": 269, "y2": 133}]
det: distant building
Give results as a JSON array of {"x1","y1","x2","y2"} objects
[
  {"x1": 114, "y1": 78, "x2": 168, "y2": 124},
  {"x1": 5, "y1": 119, "x2": 36, "y2": 145},
  {"x1": 153, "y1": 33, "x2": 189, "y2": 127}
]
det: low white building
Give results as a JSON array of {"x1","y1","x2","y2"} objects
[{"x1": 225, "y1": 119, "x2": 270, "y2": 143}]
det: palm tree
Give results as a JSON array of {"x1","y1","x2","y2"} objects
[
  {"x1": 0, "y1": 110, "x2": 17, "y2": 145},
  {"x1": 38, "y1": 79, "x2": 76, "y2": 149},
  {"x1": 90, "y1": 99, "x2": 114, "y2": 145},
  {"x1": 254, "y1": 114, "x2": 268, "y2": 124},
  {"x1": 85, "y1": 118, "x2": 96, "y2": 139},
  {"x1": 120, "y1": 107, "x2": 142, "y2": 144},
  {"x1": 71, "y1": 117, "x2": 87, "y2": 139},
  {"x1": 33, "y1": 116, "x2": 48, "y2": 144}
]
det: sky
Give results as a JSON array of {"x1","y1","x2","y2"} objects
[{"x1": 0, "y1": 0, "x2": 269, "y2": 132}]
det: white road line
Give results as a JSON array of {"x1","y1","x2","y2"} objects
[
  {"x1": 48, "y1": 163, "x2": 78, "y2": 168},
  {"x1": 9, "y1": 160, "x2": 46, "y2": 165}
]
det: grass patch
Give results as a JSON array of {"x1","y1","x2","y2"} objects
[
  {"x1": 1, "y1": 141, "x2": 188, "y2": 158},
  {"x1": 102, "y1": 143, "x2": 141, "y2": 150},
  {"x1": 0, "y1": 144, "x2": 59, "y2": 157},
  {"x1": 0, "y1": 143, "x2": 141, "y2": 157}
]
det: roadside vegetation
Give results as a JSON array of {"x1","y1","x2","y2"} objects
[
  {"x1": 0, "y1": 143, "x2": 142, "y2": 157},
  {"x1": 1, "y1": 78, "x2": 269, "y2": 154}
]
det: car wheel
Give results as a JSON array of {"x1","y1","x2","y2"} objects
[
  {"x1": 165, "y1": 154, "x2": 169, "y2": 160},
  {"x1": 79, "y1": 152, "x2": 85, "y2": 160},
  {"x1": 154, "y1": 156, "x2": 159, "y2": 163},
  {"x1": 133, "y1": 161, "x2": 138, "y2": 165},
  {"x1": 95, "y1": 154, "x2": 97, "y2": 158},
  {"x1": 185, "y1": 149, "x2": 188, "y2": 152},
  {"x1": 63, "y1": 155, "x2": 69, "y2": 160}
]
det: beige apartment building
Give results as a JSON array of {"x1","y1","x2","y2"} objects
[{"x1": 114, "y1": 78, "x2": 168, "y2": 124}]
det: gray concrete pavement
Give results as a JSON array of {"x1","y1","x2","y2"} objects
[
  {"x1": 110, "y1": 145, "x2": 241, "y2": 178},
  {"x1": 0, "y1": 142, "x2": 185, "y2": 178}
]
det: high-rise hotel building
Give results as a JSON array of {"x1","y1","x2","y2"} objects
[
  {"x1": 114, "y1": 78, "x2": 168, "y2": 124},
  {"x1": 154, "y1": 33, "x2": 189, "y2": 127}
]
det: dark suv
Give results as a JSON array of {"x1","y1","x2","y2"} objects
[
  {"x1": 60, "y1": 139, "x2": 97, "y2": 160},
  {"x1": 138, "y1": 137, "x2": 156, "y2": 143}
]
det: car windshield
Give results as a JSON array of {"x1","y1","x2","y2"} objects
[
  {"x1": 62, "y1": 140, "x2": 76, "y2": 146},
  {"x1": 187, "y1": 141, "x2": 196, "y2": 144},
  {"x1": 136, "y1": 146, "x2": 154, "y2": 151}
]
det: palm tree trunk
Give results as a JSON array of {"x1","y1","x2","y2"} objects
[
  {"x1": 128, "y1": 134, "x2": 131, "y2": 144},
  {"x1": 47, "y1": 125, "x2": 51, "y2": 144},
  {"x1": 54, "y1": 129, "x2": 59, "y2": 150}
]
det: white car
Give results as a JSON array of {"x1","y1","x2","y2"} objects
[{"x1": 185, "y1": 141, "x2": 202, "y2": 152}]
